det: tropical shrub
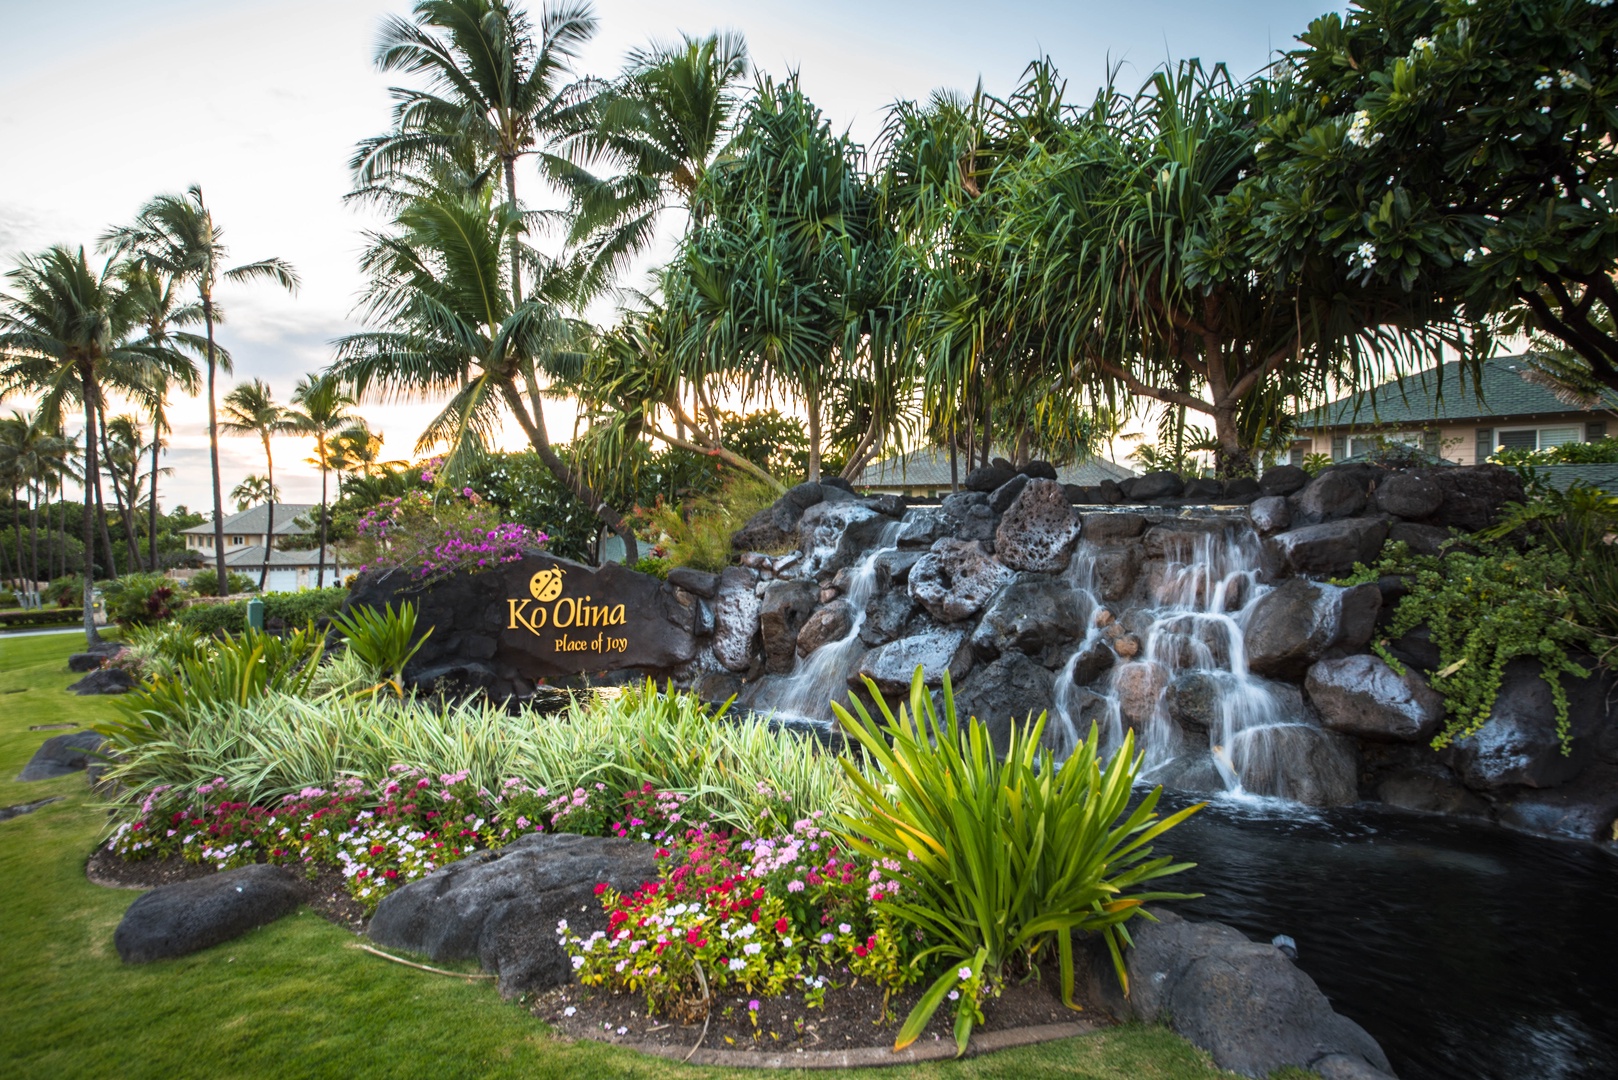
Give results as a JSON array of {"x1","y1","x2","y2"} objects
[
  {"x1": 632, "y1": 555, "x2": 670, "y2": 579},
  {"x1": 175, "y1": 600, "x2": 247, "y2": 635},
  {"x1": 1301, "y1": 452, "x2": 1332, "y2": 477},
  {"x1": 101, "y1": 572, "x2": 183, "y2": 627},
  {"x1": 330, "y1": 601, "x2": 431, "y2": 693},
  {"x1": 638, "y1": 475, "x2": 780, "y2": 572},
  {"x1": 263, "y1": 587, "x2": 347, "y2": 626},
  {"x1": 0, "y1": 607, "x2": 81, "y2": 628},
  {"x1": 345, "y1": 487, "x2": 545, "y2": 582},
  {"x1": 188, "y1": 568, "x2": 259, "y2": 596},
  {"x1": 833, "y1": 671, "x2": 1201, "y2": 1055},
  {"x1": 118, "y1": 622, "x2": 211, "y2": 681},
  {"x1": 46, "y1": 574, "x2": 84, "y2": 607},
  {"x1": 0, "y1": 588, "x2": 16, "y2": 607},
  {"x1": 1492, "y1": 437, "x2": 1618, "y2": 467}
]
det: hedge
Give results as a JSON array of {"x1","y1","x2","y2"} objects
[{"x1": 0, "y1": 608, "x2": 84, "y2": 629}]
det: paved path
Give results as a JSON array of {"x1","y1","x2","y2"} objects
[{"x1": 0, "y1": 627, "x2": 94, "y2": 639}]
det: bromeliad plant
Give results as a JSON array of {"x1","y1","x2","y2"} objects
[{"x1": 833, "y1": 669, "x2": 1202, "y2": 1056}]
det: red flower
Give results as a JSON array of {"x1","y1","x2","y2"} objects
[
  {"x1": 775, "y1": 918, "x2": 789, "y2": 934},
  {"x1": 594, "y1": 882, "x2": 608, "y2": 895},
  {"x1": 384, "y1": 869, "x2": 398, "y2": 879},
  {"x1": 853, "y1": 945, "x2": 869, "y2": 958},
  {"x1": 370, "y1": 844, "x2": 386, "y2": 856}
]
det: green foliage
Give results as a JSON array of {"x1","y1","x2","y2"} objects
[
  {"x1": 262, "y1": 587, "x2": 347, "y2": 627},
  {"x1": 0, "y1": 607, "x2": 81, "y2": 628},
  {"x1": 641, "y1": 474, "x2": 781, "y2": 571},
  {"x1": 632, "y1": 555, "x2": 670, "y2": 579},
  {"x1": 187, "y1": 568, "x2": 259, "y2": 596},
  {"x1": 174, "y1": 600, "x2": 246, "y2": 636},
  {"x1": 833, "y1": 669, "x2": 1201, "y2": 1056},
  {"x1": 329, "y1": 602, "x2": 430, "y2": 694},
  {"x1": 45, "y1": 575, "x2": 83, "y2": 607},
  {"x1": 1351, "y1": 541, "x2": 1593, "y2": 752},
  {"x1": 118, "y1": 622, "x2": 211, "y2": 681},
  {"x1": 100, "y1": 573, "x2": 182, "y2": 628},
  {"x1": 1492, "y1": 437, "x2": 1618, "y2": 467},
  {"x1": 0, "y1": 589, "x2": 15, "y2": 608},
  {"x1": 1301, "y1": 452, "x2": 1332, "y2": 477}
]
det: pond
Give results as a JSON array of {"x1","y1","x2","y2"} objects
[{"x1": 1158, "y1": 796, "x2": 1618, "y2": 1080}]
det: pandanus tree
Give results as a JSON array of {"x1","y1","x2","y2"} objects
[
  {"x1": 332, "y1": 182, "x2": 640, "y2": 560},
  {"x1": 100, "y1": 185, "x2": 299, "y2": 595},
  {"x1": 221, "y1": 380, "x2": 291, "y2": 589},
  {"x1": 285, "y1": 374, "x2": 356, "y2": 588},
  {"x1": 0, "y1": 246, "x2": 193, "y2": 643}
]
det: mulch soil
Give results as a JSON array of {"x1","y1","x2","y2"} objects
[{"x1": 529, "y1": 957, "x2": 1098, "y2": 1057}]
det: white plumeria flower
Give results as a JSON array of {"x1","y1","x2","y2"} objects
[
  {"x1": 1560, "y1": 71, "x2": 1580, "y2": 90},
  {"x1": 1410, "y1": 36, "x2": 1432, "y2": 51},
  {"x1": 1463, "y1": 248, "x2": 1479, "y2": 263},
  {"x1": 1534, "y1": 75, "x2": 1552, "y2": 90}
]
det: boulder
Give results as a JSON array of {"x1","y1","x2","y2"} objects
[
  {"x1": 872, "y1": 549, "x2": 923, "y2": 590},
  {"x1": 1223, "y1": 477, "x2": 1262, "y2": 501},
  {"x1": 796, "y1": 502, "x2": 888, "y2": 579},
  {"x1": 796, "y1": 600, "x2": 854, "y2": 657},
  {"x1": 864, "y1": 494, "x2": 907, "y2": 518},
  {"x1": 895, "y1": 509, "x2": 951, "y2": 549},
  {"x1": 1063, "y1": 483, "x2": 1088, "y2": 504},
  {"x1": 1385, "y1": 624, "x2": 1442, "y2": 672},
  {"x1": 821, "y1": 476, "x2": 856, "y2": 495},
  {"x1": 1270, "y1": 517, "x2": 1389, "y2": 578},
  {"x1": 1248, "y1": 496, "x2": 1291, "y2": 536},
  {"x1": 711, "y1": 566, "x2": 762, "y2": 672},
  {"x1": 1165, "y1": 671, "x2": 1223, "y2": 734},
  {"x1": 758, "y1": 580, "x2": 819, "y2": 674},
  {"x1": 1113, "y1": 661, "x2": 1170, "y2": 728},
  {"x1": 971, "y1": 574, "x2": 1087, "y2": 658},
  {"x1": 1374, "y1": 472, "x2": 1443, "y2": 519},
  {"x1": 952, "y1": 653, "x2": 1055, "y2": 753},
  {"x1": 1441, "y1": 657, "x2": 1605, "y2": 791},
  {"x1": 1306, "y1": 655, "x2": 1444, "y2": 742},
  {"x1": 1020, "y1": 460, "x2": 1059, "y2": 480},
  {"x1": 1232, "y1": 723, "x2": 1360, "y2": 807},
  {"x1": 1184, "y1": 478, "x2": 1224, "y2": 500},
  {"x1": 115, "y1": 864, "x2": 303, "y2": 964},
  {"x1": 1079, "y1": 512, "x2": 1147, "y2": 541},
  {"x1": 995, "y1": 479, "x2": 1083, "y2": 573},
  {"x1": 987, "y1": 474, "x2": 1031, "y2": 514},
  {"x1": 1495, "y1": 762, "x2": 1618, "y2": 841},
  {"x1": 1097, "y1": 479, "x2": 1124, "y2": 504},
  {"x1": 1129, "y1": 471, "x2": 1185, "y2": 500},
  {"x1": 964, "y1": 463, "x2": 1017, "y2": 493},
  {"x1": 1258, "y1": 464, "x2": 1309, "y2": 496},
  {"x1": 1387, "y1": 521, "x2": 1452, "y2": 557},
  {"x1": 1243, "y1": 580, "x2": 1382, "y2": 680},
  {"x1": 941, "y1": 490, "x2": 999, "y2": 543},
  {"x1": 1064, "y1": 639, "x2": 1116, "y2": 687},
  {"x1": 784, "y1": 480, "x2": 825, "y2": 511},
  {"x1": 369, "y1": 832, "x2": 662, "y2": 997},
  {"x1": 1085, "y1": 909, "x2": 1393, "y2": 1080},
  {"x1": 1089, "y1": 546, "x2": 1142, "y2": 603},
  {"x1": 860, "y1": 590, "x2": 915, "y2": 647},
  {"x1": 1294, "y1": 469, "x2": 1369, "y2": 524},
  {"x1": 666, "y1": 567, "x2": 719, "y2": 599},
  {"x1": 408, "y1": 660, "x2": 499, "y2": 697},
  {"x1": 855, "y1": 627, "x2": 972, "y2": 692},
  {"x1": 908, "y1": 539, "x2": 1014, "y2": 622},
  {"x1": 693, "y1": 670, "x2": 744, "y2": 705},
  {"x1": 17, "y1": 730, "x2": 105, "y2": 781},
  {"x1": 1418, "y1": 464, "x2": 1523, "y2": 532},
  {"x1": 66, "y1": 668, "x2": 135, "y2": 695},
  {"x1": 731, "y1": 506, "x2": 797, "y2": 552},
  {"x1": 1376, "y1": 766, "x2": 1490, "y2": 817}
]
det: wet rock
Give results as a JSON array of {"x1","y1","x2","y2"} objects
[
  {"x1": 758, "y1": 580, "x2": 819, "y2": 674},
  {"x1": 1294, "y1": 469, "x2": 1370, "y2": 524},
  {"x1": 1306, "y1": 655, "x2": 1445, "y2": 742},
  {"x1": 860, "y1": 590, "x2": 915, "y2": 647},
  {"x1": 1270, "y1": 516, "x2": 1389, "y2": 578},
  {"x1": 711, "y1": 566, "x2": 762, "y2": 672},
  {"x1": 1113, "y1": 661, "x2": 1170, "y2": 728},
  {"x1": 995, "y1": 479, "x2": 1083, "y2": 573},
  {"x1": 1418, "y1": 465, "x2": 1523, "y2": 532},
  {"x1": 1387, "y1": 521, "x2": 1452, "y2": 557},
  {"x1": 1441, "y1": 657, "x2": 1605, "y2": 791},
  {"x1": 796, "y1": 600, "x2": 853, "y2": 657},
  {"x1": 1128, "y1": 471, "x2": 1185, "y2": 500},
  {"x1": 821, "y1": 476, "x2": 856, "y2": 494},
  {"x1": 665, "y1": 567, "x2": 718, "y2": 599},
  {"x1": 1165, "y1": 672, "x2": 1222, "y2": 734},
  {"x1": 1184, "y1": 478, "x2": 1224, "y2": 500},
  {"x1": 1097, "y1": 479, "x2": 1124, "y2": 504},
  {"x1": 1151, "y1": 750, "x2": 1228, "y2": 794},
  {"x1": 941, "y1": 490, "x2": 999, "y2": 543},
  {"x1": 1020, "y1": 460, "x2": 1059, "y2": 480},
  {"x1": 731, "y1": 506, "x2": 797, "y2": 551},
  {"x1": 864, "y1": 494, "x2": 907, "y2": 518},
  {"x1": 1258, "y1": 464, "x2": 1309, "y2": 496},
  {"x1": 1496, "y1": 762, "x2": 1618, "y2": 842},
  {"x1": 1090, "y1": 546, "x2": 1142, "y2": 602},
  {"x1": 1249, "y1": 496, "x2": 1291, "y2": 536},
  {"x1": 1374, "y1": 472, "x2": 1443, "y2": 519},
  {"x1": 1243, "y1": 580, "x2": 1381, "y2": 680},
  {"x1": 971, "y1": 574, "x2": 1087, "y2": 659},
  {"x1": 1064, "y1": 639, "x2": 1116, "y2": 687},
  {"x1": 116, "y1": 864, "x2": 303, "y2": 964},
  {"x1": 854, "y1": 627, "x2": 973, "y2": 692},
  {"x1": 964, "y1": 463, "x2": 1017, "y2": 493},
  {"x1": 18, "y1": 730, "x2": 105, "y2": 781},
  {"x1": 66, "y1": 668, "x2": 135, "y2": 695},
  {"x1": 1376, "y1": 766, "x2": 1490, "y2": 817},
  {"x1": 796, "y1": 502, "x2": 888, "y2": 579},
  {"x1": 370, "y1": 832, "x2": 662, "y2": 998},
  {"x1": 1385, "y1": 625, "x2": 1442, "y2": 672},
  {"x1": 895, "y1": 508, "x2": 951, "y2": 549},
  {"x1": 1079, "y1": 512, "x2": 1147, "y2": 541},
  {"x1": 908, "y1": 539, "x2": 1015, "y2": 622},
  {"x1": 987, "y1": 474, "x2": 1031, "y2": 514},
  {"x1": 953, "y1": 653, "x2": 1055, "y2": 754},
  {"x1": 692, "y1": 670, "x2": 743, "y2": 705},
  {"x1": 1085, "y1": 909, "x2": 1393, "y2": 1080},
  {"x1": 784, "y1": 480, "x2": 825, "y2": 510},
  {"x1": 872, "y1": 549, "x2": 923, "y2": 590},
  {"x1": 1232, "y1": 723, "x2": 1359, "y2": 807}
]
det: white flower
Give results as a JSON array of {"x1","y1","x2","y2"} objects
[
  {"x1": 1246, "y1": 269, "x2": 1260, "y2": 288},
  {"x1": 1535, "y1": 75, "x2": 1553, "y2": 91},
  {"x1": 562, "y1": 1006, "x2": 576, "y2": 1017},
  {"x1": 782, "y1": 938, "x2": 792, "y2": 948},
  {"x1": 1349, "y1": 241, "x2": 1378, "y2": 272},
  {"x1": 555, "y1": 919, "x2": 568, "y2": 934},
  {"x1": 1560, "y1": 71, "x2": 1580, "y2": 90},
  {"x1": 1410, "y1": 36, "x2": 1432, "y2": 51},
  {"x1": 838, "y1": 923, "x2": 852, "y2": 934},
  {"x1": 616, "y1": 1026, "x2": 628, "y2": 1036},
  {"x1": 728, "y1": 958, "x2": 747, "y2": 972},
  {"x1": 948, "y1": 990, "x2": 959, "y2": 1001},
  {"x1": 743, "y1": 942, "x2": 762, "y2": 956},
  {"x1": 1463, "y1": 248, "x2": 1479, "y2": 264},
  {"x1": 958, "y1": 966, "x2": 973, "y2": 980},
  {"x1": 1346, "y1": 110, "x2": 1383, "y2": 149}
]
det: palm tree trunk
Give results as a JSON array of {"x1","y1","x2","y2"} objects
[
  {"x1": 504, "y1": 157, "x2": 523, "y2": 309},
  {"x1": 316, "y1": 454, "x2": 328, "y2": 588},
  {"x1": 203, "y1": 299, "x2": 228, "y2": 595},
  {"x1": 79, "y1": 388, "x2": 101, "y2": 646},
  {"x1": 148, "y1": 424, "x2": 160, "y2": 572},
  {"x1": 28, "y1": 484, "x2": 40, "y2": 599},
  {"x1": 92, "y1": 410, "x2": 118, "y2": 579},
  {"x1": 260, "y1": 437, "x2": 274, "y2": 591},
  {"x1": 100, "y1": 420, "x2": 142, "y2": 571}
]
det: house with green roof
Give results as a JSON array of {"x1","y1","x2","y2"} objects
[{"x1": 1291, "y1": 355, "x2": 1617, "y2": 466}]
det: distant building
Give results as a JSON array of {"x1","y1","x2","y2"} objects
[
  {"x1": 850, "y1": 446, "x2": 1135, "y2": 498},
  {"x1": 1291, "y1": 355, "x2": 1618, "y2": 466},
  {"x1": 181, "y1": 503, "x2": 343, "y2": 592}
]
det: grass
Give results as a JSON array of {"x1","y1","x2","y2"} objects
[{"x1": 0, "y1": 633, "x2": 1268, "y2": 1080}]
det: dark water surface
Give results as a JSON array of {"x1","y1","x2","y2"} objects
[{"x1": 1156, "y1": 797, "x2": 1618, "y2": 1080}]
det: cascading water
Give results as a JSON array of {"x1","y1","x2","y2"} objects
[{"x1": 751, "y1": 517, "x2": 904, "y2": 724}]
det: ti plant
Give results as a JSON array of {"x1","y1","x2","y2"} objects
[
  {"x1": 329, "y1": 601, "x2": 431, "y2": 696},
  {"x1": 832, "y1": 668, "x2": 1202, "y2": 1056}
]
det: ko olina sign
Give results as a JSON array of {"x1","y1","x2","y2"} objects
[{"x1": 506, "y1": 564, "x2": 630, "y2": 657}]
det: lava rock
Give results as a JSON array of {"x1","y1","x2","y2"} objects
[
  {"x1": 784, "y1": 480, "x2": 825, "y2": 510},
  {"x1": 971, "y1": 574, "x2": 1087, "y2": 658},
  {"x1": 1184, "y1": 478, "x2": 1224, "y2": 500},
  {"x1": 995, "y1": 479, "x2": 1083, "y2": 573},
  {"x1": 796, "y1": 600, "x2": 854, "y2": 657},
  {"x1": 895, "y1": 509, "x2": 951, "y2": 549},
  {"x1": 1441, "y1": 657, "x2": 1605, "y2": 791},
  {"x1": 66, "y1": 667, "x2": 135, "y2": 695},
  {"x1": 860, "y1": 590, "x2": 915, "y2": 647},
  {"x1": 1129, "y1": 471, "x2": 1185, "y2": 500},
  {"x1": 1020, "y1": 460, "x2": 1059, "y2": 480},
  {"x1": 1243, "y1": 579, "x2": 1381, "y2": 680},
  {"x1": 1063, "y1": 483, "x2": 1088, "y2": 504},
  {"x1": 711, "y1": 566, "x2": 762, "y2": 672},
  {"x1": 17, "y1": 730, "x2": 105, "y2": 781},
  {"x1": 408, "y1": 660, "x2": 498, "y2": 696},
  {"x1": 115, "y1": 864, "x2": 303, "y2": 964},
  {"x1": 1085, "y1": 909, "x2": 1393, "y2": 1080},
  {"x1": 1374, "y1": 473, "x2": 1443, "y2": 520},
  {"x1": 1384, "y1": 625, "x2": 1441, "y2": 672},
  {"x1": 1258, "y1": 465, "x2": 1309, "y2": 496},
  {"x1": 666, "y1": 567, "x2": 719, "y2": 599},
  {"x1": 872, "y1": 549, "x2": 923, "y2": 590},
  {"x1": 1294, "y1": 469, "x2": 1370, "y2": 524},
  {"x1": 1113, "y1": 661, "x2": 1171, "y2": 728},
  {"x1": 1090, "y1": 546, "x2": 1143, "y2": 602},
  {"x1": 1231, "y1": 723, "x2": 1360, "y2": 807},
  {"x1": 1418, "y1": 465, "x2": 1523, "y2": 532},
  {"x1": 987, "y1": 474, "x2": 1031, "y2": 514},
  {"x1": 1079, "y1": 512, "x2": 1147, "y2": 541},
  {"x1": 952, "y1": 653, "x2": 1055, "y2": 754},
  {"x1": 758, "y1": 580, "x2": 819, "y2": 674},
  {"x1": 1064, "y1": 639, "x2": 1116, "y2": 687},
  {"x1": 1387, "y1": 521, "x2": 1453, "y2": 558},
  {"x1": 1305, "y1": 655, "x2": 1445, "y2": 742},
  {"x1": 796, "y1": 502, "x2": 890, "y2": 579},
  {"x1": 908, "y1": 539, "x2": 1015, "y2": 622},
  {"x1": 1223, "y1": 477, "x2": 1262, "y2": 501},
  {"x1": 941, "y1": 490, "x2": 999, "y2": 543},
  {"x1": 964, "y1": 463, "x2": 1017, "y2": 493},
  {"x1": 1165, "y1": 671, "x2": 1223, "y2": 734},
  {"x1": 1270, "y1": 517, "x2": 1390, "y2": 578},
  {"x1": 692, "y1": 670, "x2": 744, "y2": 705},
  {"x1": 1495, "y1": 762, "x2": 1618, "y2": 842},
  {"x1": 1248, "y1": 496, "x2": 1291, "y2": 536},
  {"x1": 854, "y1": 627, "x2": 973, "y2": 692},
  {"x1": 1097, "y1": 479, "x2": 1124, "y2": 504},
  {"x1": 864, "y1": 494, "x2": 907, "y2": 518},
  {"x1": 731, "y1": 506, "x2": 797, "y2": 551},
  {"x1": 1376, "y1": 766, "x2": 1490, "y2": 817},
  {"x1": 821, "y1": 476, "x2": 856, "y2": 494},
  {"x1": 370, "y1": 832, "x2": 662, "y2": 997}
]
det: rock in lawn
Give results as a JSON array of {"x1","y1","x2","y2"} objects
[{"x1": 115, "y1": 864, "x2": 303, "y2": 963}]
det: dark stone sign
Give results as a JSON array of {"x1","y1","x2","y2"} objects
[{"x1": 343, "y1": 553, "x2": 702, "y2": 697}]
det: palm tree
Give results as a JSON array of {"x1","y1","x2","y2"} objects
[
  {"x1": 221, "y1": 379, "x2": 291, "y2": 589},
  {"x1": 354, "y1": 0, "x2": 598, "y2": 309},
  {"x1": 231, "y1": 474, "x2": 279, "y2": 512},
  {"x1": 101, "y1": 186, "x2": 299, "y2": 594},
  {"x1": 284, "y1": 374, "x2": 355, "y2": 587},
  {"x1": 0, "y1": 246, "x2": 191, "y2": 643},
  {"x1": 100, "y1": 414, "x2": 147, "y2": 571}
]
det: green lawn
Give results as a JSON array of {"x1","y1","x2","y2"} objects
[{"x1": 0, "y1": 633, "x2": 1268, "y2": 1080}]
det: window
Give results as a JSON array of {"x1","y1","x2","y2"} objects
[
  {"x1": 231, "y1": 535, "x2": 244, "y2": 546},
  {"x1": 1497, "y1": 425, "x2": 1585, "y2": 452},
  {"x1": 1349, "y1": 431, "x2": 1421, "y2": 457}
]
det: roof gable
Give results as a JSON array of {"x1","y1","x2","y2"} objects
[
  {"x1": 182, "y1": 503, "x2": 319, "y2": 535},
  {"x1": 1297, "y1": 355, "x2": 1616, "y2": 429}
]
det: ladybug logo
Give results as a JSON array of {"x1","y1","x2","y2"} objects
[{"x1": 529, "y1": 566, "x2": 566, "y2": 601}]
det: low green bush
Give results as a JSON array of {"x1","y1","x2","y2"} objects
[
  {"x1": 0, "y1": 607, "x2": 83, "y2": 628},
  {"x1": 188, "y1": 568, "x2": 260, "y2": 596},
  {"x1": 330, "y1": 601, "x2": 430, "y2": 693},
  {"x1": 1492, "y1": 436, "x2": 1618, "y2": 467},
  {"x1": 175, "y1": 600, "x2": 247, "y2": 635},
  {"x1": 262, "y1": 587, "x2": 347, "y2": 626},
  {"x1": 632, "y1": 555, "x2": 670, "y2": 579},
  {"x1": 46, "y1": 574, "x2": 83, "y2": 607},
  {"x1": 640, "y1": 474, "x2": 781, "y2": 572},
  {"x1": 0, "y1": 588, "x2": 17, "y2": 607},
  {"x1": 118, "y1": 622, "x2": 211, "y2": 680},
  {"x1": 101, "y1": 573, "x2": 183, "y2": 628},
  {"x1": 834, "y1": 670, "x2": 1201, "y2": 1055}
]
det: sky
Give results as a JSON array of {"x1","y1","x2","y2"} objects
[{"x1": 0, "y1": 0, "x2": 1339, "y2": 512}]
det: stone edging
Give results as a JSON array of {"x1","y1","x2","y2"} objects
[{"x1": 566, "y1": 1020, "x2": 1096, "y2": 1069}]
